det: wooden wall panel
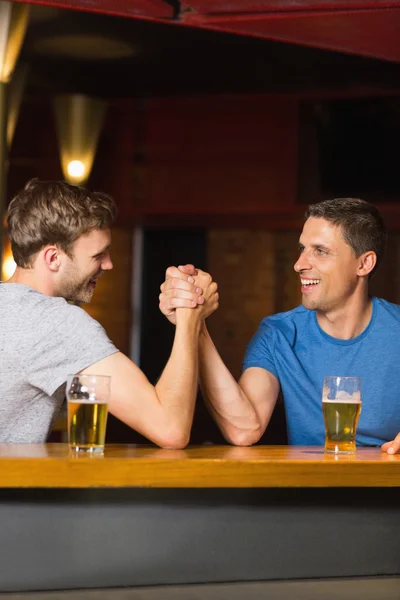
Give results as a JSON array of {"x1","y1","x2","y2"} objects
[{"x1": 208, "y1": 229, "x2": 291, "y2": 380}]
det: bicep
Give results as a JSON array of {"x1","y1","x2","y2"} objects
[
  {"x1": 239, "y1": 367, "x2": 280, "y2": 433},
  {"x1": 80, "y1": 352, "x2": 165, "y2": 442}
]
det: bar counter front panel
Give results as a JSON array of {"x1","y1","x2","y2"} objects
[{"x1": 0, "y1": 444, "x2": 399, "y2": 593}]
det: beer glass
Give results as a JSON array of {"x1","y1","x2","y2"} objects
[
  {"x1": 66, "y1": 374, "x2": 111, "y2": 454},
  {"x1": 322, "y1": 376, "x2": 362, "y2": 454}
]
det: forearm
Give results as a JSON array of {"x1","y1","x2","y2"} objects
[
  {"x1": 199, "y1": 324, "x2": 261, "y2": 445},
  {"x1": 154, "y1": 312, "x2": 201, "y2": 447}
]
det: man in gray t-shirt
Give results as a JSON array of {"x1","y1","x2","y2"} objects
[
  {"x1": 0, "y1": 285, "x2": 117, "y2": 442},
  {"x1": 1, "y1": 179, "x2": 217, "y2": 445}
]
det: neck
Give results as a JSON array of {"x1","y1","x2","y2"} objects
[
  {"x1": 316, "y1": 291, "x2": 373, "y2": 340},
  {"x1": 7, "y1": 267, "x2": 54, "y2": 296}
]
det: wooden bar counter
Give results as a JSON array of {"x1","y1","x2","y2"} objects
[
  {"x1": 1, "y1": 444, "x2": 400, "y2": 594},
  {"x1": 0, "y1": 443, "x2": 400, "y2": 488}
]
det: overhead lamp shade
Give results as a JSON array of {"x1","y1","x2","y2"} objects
[
  {"x1": 53, "y1": 94, "x2": 107, "y2": 185},
  {"x1": 0, "y1": 1, "x2": 29, "y2": 83}
]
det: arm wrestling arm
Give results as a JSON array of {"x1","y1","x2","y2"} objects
[
  {"x1": 158, "y1": 265, "x2": 280, "y2": 446},
  {"x1": 80, "y1": 271, "x2": 218, "y2": 449},
  {"x1": 199, "y1": 323, "x2": 280, "y2": 445},
  {"x1": 80, "y1": 316, "x2": 199, "y2": 450}
]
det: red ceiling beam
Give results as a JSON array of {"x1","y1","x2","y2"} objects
[
  {"x1": 181, "y1": 1, "x2": 400, "y2": 14},
  {"x1": 180, "y1": 8, "x2": 400, "y2": 63},
  {"x1": 12, "y1": 1, "x2": 400, "y2": 62},
  {"x1": 11, "y1": 0, "x2": 174, "y2": 21}
]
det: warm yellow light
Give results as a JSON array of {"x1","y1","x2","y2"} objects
[
  {"x1": 0, "y1": 3, "x2": 29, "y2": 83},
  {"x1": 67, "y1": 160, "x2": 86, "y2": 181},
  {"x1": 54, "y1": 94, "x2": 107, "y2": 185},
  {"x1": 2, "y1": 255, "x2": 16, "y2": 280}
]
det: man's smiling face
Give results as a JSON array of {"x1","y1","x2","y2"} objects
[
  {"x1": 294, "y1": 217, "x2": 361, "y2": 313},
  {"x1": 57, "y1": 228, "x2": 113, "y2": 304}
]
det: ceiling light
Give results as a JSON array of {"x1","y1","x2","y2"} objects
[
  {"x1": 67, "y1": 160, "x2": 85, "y2": 181},
  {"x1": 53, "y1": 94, "x2": 107, "y2": 185}
]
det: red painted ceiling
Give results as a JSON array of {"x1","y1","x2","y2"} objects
[
  {"x1": 12, "y1": 0, "x2": 400, "y2": 62},
  {"x1": 12, "y1": 0, "x2": 174, "y2": 19},
  {"x1": 182, "y1": 1, "x2": 399, "y2": 11}
]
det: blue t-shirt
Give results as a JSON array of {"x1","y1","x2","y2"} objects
[{"x1": 243, "y1": 297, "x2": 400, "y2": 447}]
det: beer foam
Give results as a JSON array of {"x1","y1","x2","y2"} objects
[
  {"x1": 335, "y1": 391, "x2": 348, "y2": 400},
  {"x1": 68, "y1": 399, "x2": 108, "y2": 404},
  {"x1": 322, "y1": 395, "x2": 361, "y2": 404}
]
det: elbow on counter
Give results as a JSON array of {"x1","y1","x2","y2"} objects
[
  {"x1": 224, "y1": 426, "x2": 262, "y2": 447},
  {"x1": 154, "y1": 428, "x2": 191, "y2": 450}
]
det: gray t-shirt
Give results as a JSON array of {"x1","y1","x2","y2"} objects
[{"x1": 0, "y1": 283, "x2": 118, "y2": 442}]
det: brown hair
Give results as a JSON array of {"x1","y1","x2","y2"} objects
[
  {"x1": 7, "y1": 179, "x2": 117, "y2": 267},
  {"x1": 305, "y1": 198, "x2": 387, "y2": 276}
]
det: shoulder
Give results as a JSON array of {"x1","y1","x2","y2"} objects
[
  {"x1": 45, "y1": 299, "x2": 106, "y2": 336},
  {"x1": 1, "y1": 284, "x2": 104, "y2": 333},
  {"x1": 260, "y1": 305, "x2": 311, "y2": 333},
  {"x1": 374, "y1": 297, "x2": 400, "y2": 320},
  {"x1": 250, "y1": 305, "x2": 311, "y2": 349},
  {"x1": 0, "y1": 283, "x2": 67, "y2": 322}
]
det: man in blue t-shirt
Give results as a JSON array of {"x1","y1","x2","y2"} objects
[{"x1": 159, "y1": 197, "x2": 400, "y2": 454}]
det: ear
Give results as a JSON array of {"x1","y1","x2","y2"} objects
[
  {"x1": 357, "y1": 251, "x2": 376, "y2": 278},
  {"x1": 42, "y1": 246, "x2": 62, "y2": 272}
]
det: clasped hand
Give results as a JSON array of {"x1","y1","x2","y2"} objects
[{"x1": 159, "y1": 264, "x2": 218, "y2": 325}]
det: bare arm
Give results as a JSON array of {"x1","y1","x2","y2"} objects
[
  {"x1": 81, "y1": 272, "x2": 218, "y2": 449},
  {"x1": 159, "y1": 266, "x2": 280, "y2": 446},
  {"x1": 198, "y1": 323, "x2": 279, "y2": 445}
]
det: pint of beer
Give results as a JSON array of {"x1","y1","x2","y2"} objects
[
  {"x1": 322, "y1": 376, "x2": 361, "y2": 454},
  {"x1": 66, "y1": 374, "x2": 111, "y2": 454}
]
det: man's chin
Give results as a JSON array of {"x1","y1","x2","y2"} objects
[
  {"x1": 67, "y1": 290, "x2": 94, "y2": 305},
  {"x1": 301, "y1": 295, "x2": 318, "y2": 311},
  {"x1": 77, "y1": 293, "x2": 94, "y2": 305}
]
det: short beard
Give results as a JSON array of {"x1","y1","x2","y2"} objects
[
  {"x1": 302, "y1": 294, "x2": 340, "y2": 314},
  {"x1": 58, "y1": 275, "x2": 95, "y2": 305},
  {"x1": 302, "y1": 296, "x2": 319, "y2": 311},
  {"x1": 66, "y1": 285, "x2": 94, "y2": 305}
]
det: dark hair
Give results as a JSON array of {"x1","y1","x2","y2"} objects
[
  {"x1": 7, "y1": 179, "x2": 117, "y2": 268},
  {"x1": 305, "y1": 198, "x2": 387, "y2": 276}
]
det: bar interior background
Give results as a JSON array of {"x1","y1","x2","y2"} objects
[{"x1": 2, "y1": 0, "x2": 400, "y2": 443}]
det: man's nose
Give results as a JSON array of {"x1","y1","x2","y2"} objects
[
  {"x1": 294, "y1": 250, "x2": 311, "y2": 273},
  {"x1": 101, "y1": 255, "x2": 113, "y2": 271}
]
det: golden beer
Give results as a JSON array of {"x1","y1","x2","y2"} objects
[
  {"x1": 322, "y1": 399, "x2": 361, "y2": 454},
  {"x1": 67, "y1": 400, "x2": 108, "y2": 453}
]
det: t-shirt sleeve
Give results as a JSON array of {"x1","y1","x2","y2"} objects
[
  {"x1": 242, "y1": 318, "x2": 279, "y2": 379},
  {"x1": 27, "y1": 302, "x2": 119, "y2": 396}
]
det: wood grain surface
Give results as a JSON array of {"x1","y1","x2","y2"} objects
[{"x1": 0, "y1": 444, "x2": 398, "y2": 488}]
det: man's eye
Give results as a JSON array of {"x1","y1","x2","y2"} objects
[{"x1": 315, "y1": 248, "x2": 327, "y2": 255}]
